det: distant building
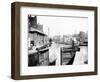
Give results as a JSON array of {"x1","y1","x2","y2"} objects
[
  {"x1": 52, "y1": 35, "x2": 61, "y2": 43},
  {"x1": 52, "y1": 35, "x2": 73, "y2": 45},
  {"x1": 63, "y1": 35, "x2": 72, "y2": 44},
  {"x1": 79, "y1": 31, "x2": 88, "y2": 43}
]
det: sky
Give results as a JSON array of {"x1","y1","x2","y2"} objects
[{"x1": 36, "y1": 15, "x2": 88, "y2": 37}]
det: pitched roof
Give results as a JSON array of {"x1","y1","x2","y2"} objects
[{"x1": 29, "y1": 27, "x2": 47, "y2": 36}]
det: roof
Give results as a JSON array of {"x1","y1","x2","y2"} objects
[{"x1": 29, "y1": 27, "x2": 47, "y2": 36}]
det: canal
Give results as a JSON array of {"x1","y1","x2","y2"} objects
[{"x1": 49, "y1": 42, "x2": 88, "y2": 65}]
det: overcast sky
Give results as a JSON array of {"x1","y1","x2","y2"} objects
[{"x1": 36, "y1": 15, "x2": 88, "y2": 37}]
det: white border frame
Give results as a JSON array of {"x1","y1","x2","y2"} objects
[{"x1": 20, "y1": 6, "x2": 95, "y2": 75}]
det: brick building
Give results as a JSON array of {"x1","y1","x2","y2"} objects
[{"x1": 28, "y1": 15, "x2": 49, "y2": 66}]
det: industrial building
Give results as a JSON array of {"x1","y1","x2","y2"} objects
[{"x1": 28, "y1": 15, "x2": 49, "y2": 66}]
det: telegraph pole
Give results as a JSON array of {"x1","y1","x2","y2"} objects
[{"x1": 48, "y1": 27, "x2": 50, "y2": 38}]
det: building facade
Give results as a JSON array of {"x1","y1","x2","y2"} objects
[
  {"x1": 28, "y1": 15, "x2": 49, "y2": 66},
  {"x1": 28, "y1": 15, "x2": 48, "y2": 49}
]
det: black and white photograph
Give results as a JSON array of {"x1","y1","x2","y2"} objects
[
  {"x1": 28, "y1": 15, "x2": 88, "y2": 67},
  {"x1": 11, "y1": 2, "x2": 97, "y2": 79}
]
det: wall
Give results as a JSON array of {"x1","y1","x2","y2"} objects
[{"x1": 0, "y1": 0, "x2": 100, "y2": 82}]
